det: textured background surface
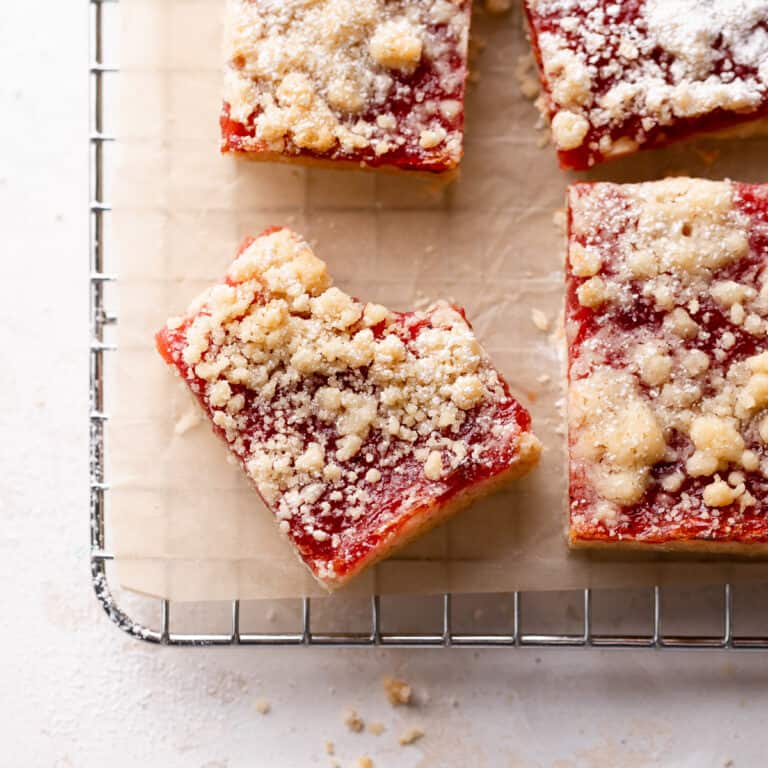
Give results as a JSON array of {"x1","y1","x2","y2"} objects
[{"x1": 3, "y1": 2, "x2": 768, "y2": 766}]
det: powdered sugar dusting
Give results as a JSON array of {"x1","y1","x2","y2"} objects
[{"x1": 526, "y1": 0, "x2": 768, "y2": 168}]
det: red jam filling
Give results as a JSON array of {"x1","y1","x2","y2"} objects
[
  {"x1": 567, "y1": 182, "x2": 768, "y2": 544},
  {"x1": 157, "y1": 239, "x2": 532, "y2": 579},
  {"x1": 525, "y1": 1, "x2": 768, "y2": 170},
  {"x1": 221, "y1": 15, "x2": 468, "y2": 172}
]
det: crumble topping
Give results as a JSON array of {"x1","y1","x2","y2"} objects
[
  {"x1": 223, "y1": 0, "x2": 470, "y2": 165},
  {"x1": 526, "y1": 1, "x2": 768, "y2": 165},
  {"x1": 567, "y1": 178, "x2": 768, "y2": 536},
  {"x1": 159, "y1": 229, "x2": 539, "y2": 583},
  {"x1": 399, "y1": 727, "x2": 425, "y2": 745},
  {"x1": 344, "y1": 709, "x2": 365, "y2": 733},
  {"x1": 383, "y1": 676, "x2": 413, "y2": 706}
]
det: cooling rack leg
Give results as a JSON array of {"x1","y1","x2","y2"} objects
[
  {"x1": 442, "y1": 593, "x2": 452, "y2": 647},
  {"x1": 653, "y1": 586, "x2": 662, "y2": 648},
  {"x1": 302, "y1": 597, "x2": 311, "y2": 645}
]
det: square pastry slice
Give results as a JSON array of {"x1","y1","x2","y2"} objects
[
  {"x1": 156, "y1": 228, "x2": 541, "y2": 587},
  {"x1": 524, "y1": 1, "x2": 768, "y2": 169},
  {"x1": 566, "y1": 178, "x2": 768, "y2": 551},
  {"x1": 221, "y1": 0, "x2": 472, "y2": 173}
]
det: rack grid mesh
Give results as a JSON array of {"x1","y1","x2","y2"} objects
[{"x1": 88, "y1": 0, "x2": 768, "y2": 649}]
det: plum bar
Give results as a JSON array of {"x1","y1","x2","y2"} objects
[
  {"x1": 157, "y1": 229, "x2": 541, "y2": 588},
  {"x1": 566, "y1": 178, "x2": 768, "y2": 551},
  {"x1": 221, "y1": 0, "x2": 472, "y2": 173},
  {"x1": 524, "y1": 0, "x2": 768, "y2": 169}
]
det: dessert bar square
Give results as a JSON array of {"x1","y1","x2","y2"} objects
[
  {"x1": 221, "y1": 0, "x2": 472, "y2": 173},
  {"x1": 157, "y1": 228, "x2": 540, "y2": 587},
  {"x1": 524, "y1": 1, "x2": 768, "y2": 169},
  {"x1": 566, "y1": 178, "x2": 768, "y2": 550}
]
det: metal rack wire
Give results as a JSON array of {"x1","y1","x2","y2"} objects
[{"x1": 88, "y1": 0, "x2": 768, "y2": 650}]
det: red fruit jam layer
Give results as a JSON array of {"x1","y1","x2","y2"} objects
[
  {"x1": 566, "y1": 180, "x2": 768, "y2": 546},
  {"x1": 221, "y1": 2, "x2": 471, "y2": 172},
  {"x1": 525, "y1": 1, "x2": 768, "y2": 170},
  {"x1": 156, "y1": 229, "x2": 535, "y2": 583}
]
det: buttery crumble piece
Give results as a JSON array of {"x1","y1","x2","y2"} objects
[
  {"x1": 524, "y1": 1, "x2": 768, "y2": 169},
  {"x1": 325, "y1": 741, "x2": 335, "y2": 756},
  {"x1": 221, "y1": 0, "x2": 473, "y2": 172},
  {"x1": 485, "y1": 0, "x2": 512, "y2": 14},
  {"x1": 531, "y1": 308, "x2": 550, "y2": 332},
  {"x1": 566, "y1": 178, "x2": 768, "y2": 551},
  {"x1": 399, "y1": 727, "x2": 425, "y2": 745},
  {"x1": 367, "y1": 722, "x2": 386, "y2": 736},
  {"x1": 254, "y1": 698, "x2": 271, "y2": 714},
  {"x1": 383, "y1": 676, "x2": 413, "y2": 706},
  {"x1": 156, "y1": 228, "x2": 541, "y2": 588},
  {"x1": 356, "y1": 758, "x2": 374, "y2": 768},
  {"x1": 344, "y1": 709, "x2": 365, "y2": 733}
]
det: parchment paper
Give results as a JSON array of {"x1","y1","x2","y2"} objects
[{"x1": 109, "y1": 0, "x2": 768, "y2": 601}]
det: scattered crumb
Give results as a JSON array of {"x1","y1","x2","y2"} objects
[
  {"x1": 344, "y1": 709, "x2": 365, "y2": 733},
  {"x1": 537, "y1": 374, "x2": 551, "y2": 385},
  {"x1": 694, "y1": 147, "x2": 720, "y2": 166},
  {"x1": 174, "y1": 406, "x2": 202, "y2": 436},
  {"x1": 383, "y1": 677, "x2": 413, "y2": 707},
  {"x1": 324, "y1": 741, "x2": 335, "y2": 756},
  {"x1": 265, "y1": 607, "x2": 276, "y2": 623},
  {"x1": 399, "y1": 727, "x2": 425, "y2": 746},
  {"x1": 413, "y1": 290, "x2": 431, "y2": 310},
  {"x1": 254, "y1": 699, "x2": 271, "y2": 715},
  {"x1": 552, "y1": 208, "x2": 566, "y2": 234},
  {"x1": 469, "y1": 36, "x2": 487, "y2": 56},
  {"x1": 536, "y1": 132, "x2": 551, "y2": 149},
  {"x1": 367, "y1": 722, "x2": 386, "y2": 736},
  {"x1": 514, "y1": 53, "x2": 540, "y2": 100},
  {"x1": 424, "y1": 244, "x2": 435, "y2": 254},
  {"x1": 472, "y1": 607, "x2": 485, "y2": 621},
  {"x1": 485, "y1": 0, "x2": 512, "y2": 12},
  {"x1": 531, "y1": 308, "x2": 550, "y2": 332},
  {"x1": 468, "y1": 70, "x2": 481, "y2": 85},
  {"x1": 549, "y1": 308, "x2": 566, "y2": 348},
  {"x1": 355, "y1": 758, "x2": 374, "y2": 768}
]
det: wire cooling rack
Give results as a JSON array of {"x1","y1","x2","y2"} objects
[{"x1": 89, "y1": 0, "x2": 768, "y2": 649}]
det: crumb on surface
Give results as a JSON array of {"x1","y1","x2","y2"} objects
[
  {"x1": 344, "y1": 709, "x2": 365, "y2": 732},
  {"x1": 367, "y1": 721, "x2": 386, "y2": 736},
  {"x1": 399, "y1": 727, "x2": 425, "y2": 746},
  {"x1": 514, "y1": 53, "x2": 540, "y2": 100},
  {"x1": 324, "y1": 741, "x2": 335, "y2": 756},
  {"x1": 485, "y1": 0, "x2": 512, "y2": 13},
  {"x1": 383, "y1": 676, "x2": 413, "y2": 706},
  {"x1": 695, "y1": 147, "x2": 721, "y2": 166},
  {"x1": 356, "y1": 758, "x2": 374, "y2": 768},
  {"x1": 174, "y1": 406, "x2": 202, "y2": 436},
  {"x1": 531, "y1": 308, "x2": 550, "y2": 332},
  {"x1": 552, "y1": 208, "x2": 567, "y2": 234},
  {"x1": 254, "y1": 699, "x2": 271, "y2": 715}
]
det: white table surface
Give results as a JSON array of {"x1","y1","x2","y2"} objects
[{"x1": 3, "y1": 3, "x2": 768, "y2": 767}]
